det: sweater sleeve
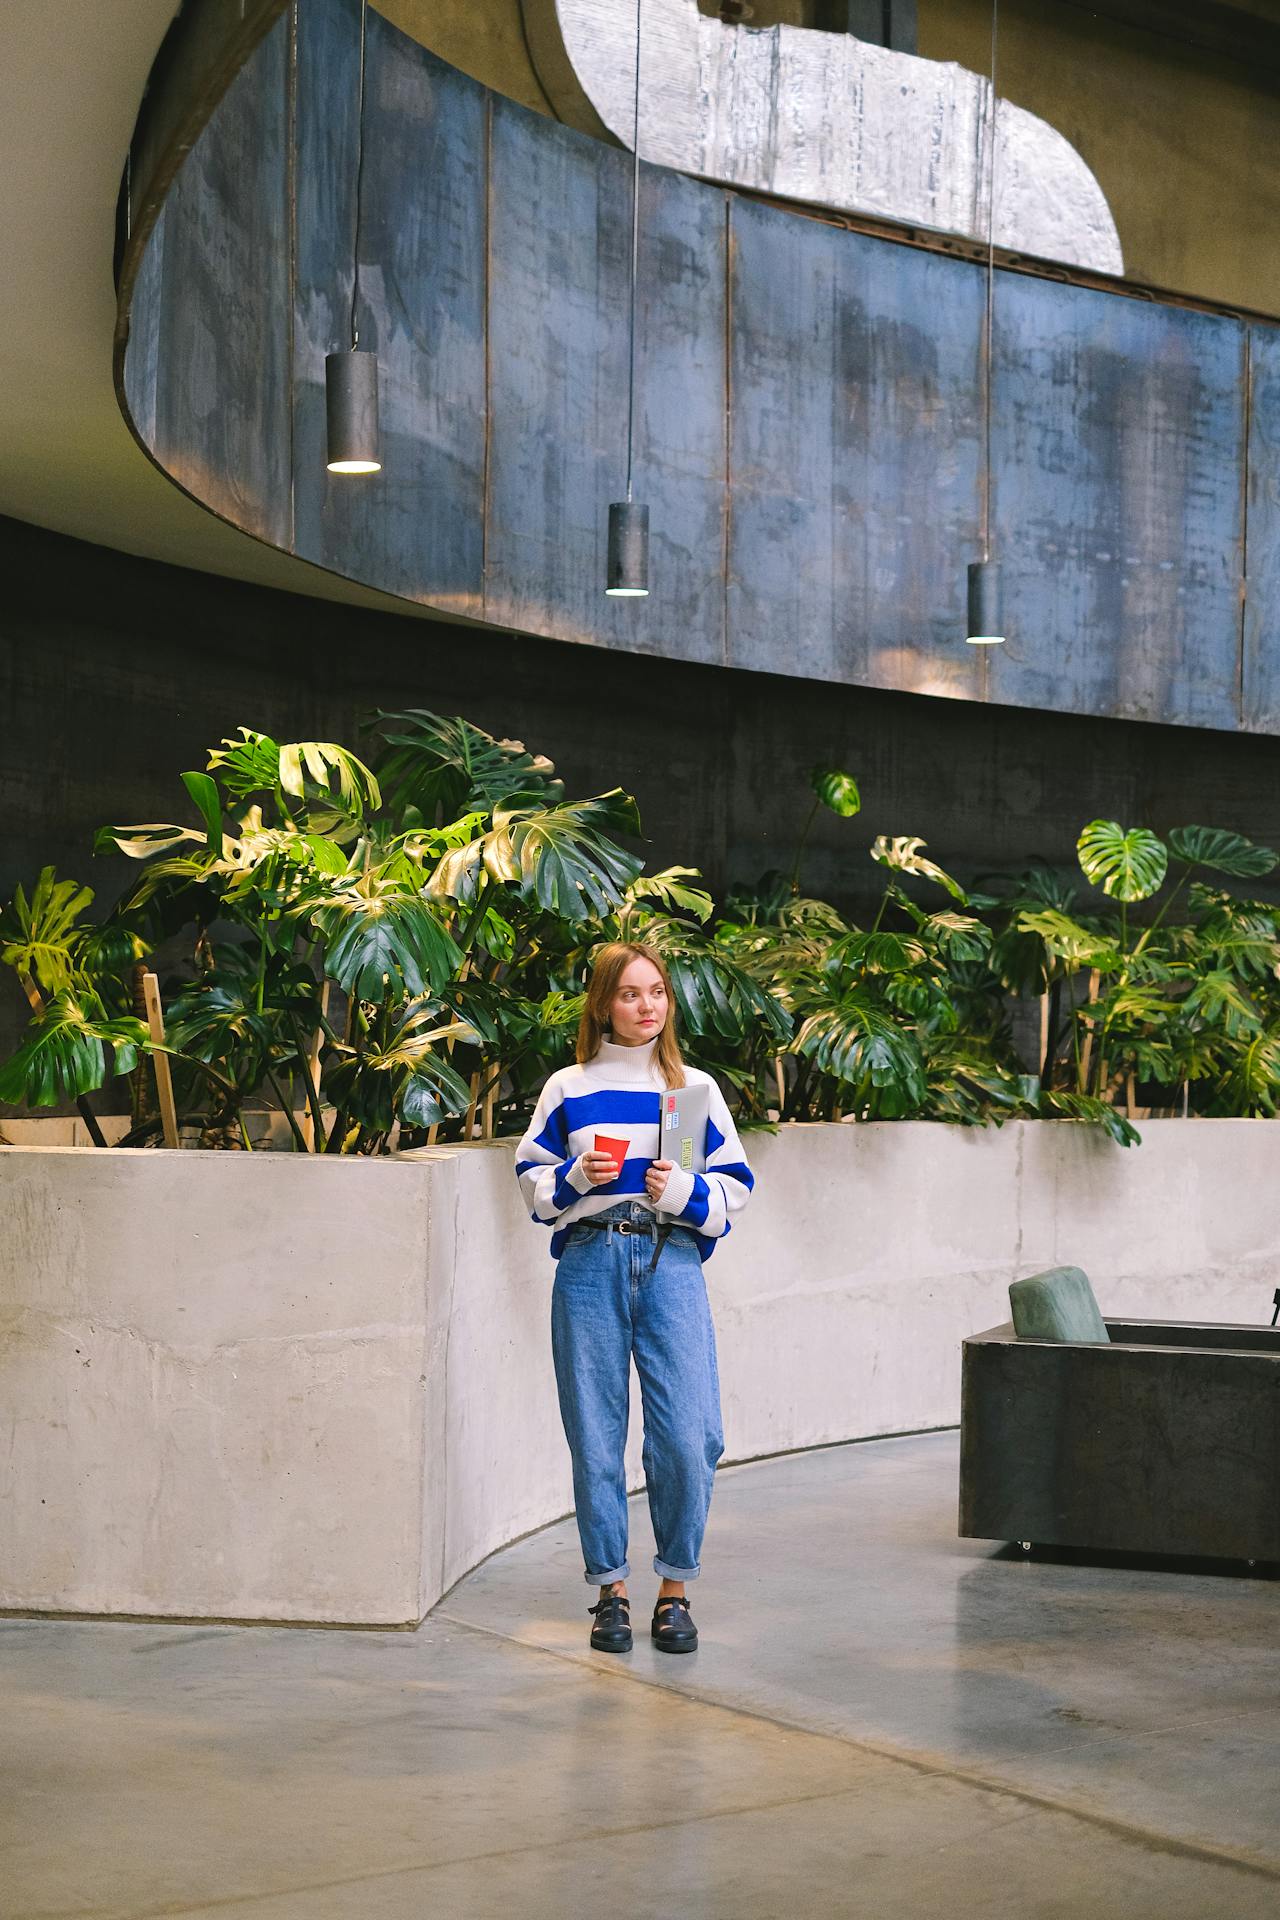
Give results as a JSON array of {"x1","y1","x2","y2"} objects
[
  {"x1": 514, "y1": 1074, "x2": 594, "y2": 1225},
  {"x1": 657, "y1": 1076, "x2": 755, "y2": 1239}
]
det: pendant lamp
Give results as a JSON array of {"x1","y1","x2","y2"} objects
[
  {"x1": 605, "y1": 0, "x2": 649, "y2": 596},
  {"x1": 966, "y1": 0, "x2": 1005, "y2": 643},
  {"x1": 326, "y1": 0, "x2": 380, "y2": 475}
]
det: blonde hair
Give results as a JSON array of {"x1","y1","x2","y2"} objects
[{"x1": 576, "y1": 942, "x2": 686, "y2": 1090}]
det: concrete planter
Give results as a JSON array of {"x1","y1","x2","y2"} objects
[{"x1": 2, "y1": 1120, "x2": 1278, "y2": 1626}]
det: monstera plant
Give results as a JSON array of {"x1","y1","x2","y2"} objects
[
  {"x1": 989, "y1": 819, "x2": 1280, "y2": 1126},
  {"x1": 5, "y1": 718, "x2": 1280, "y2": 1151}
]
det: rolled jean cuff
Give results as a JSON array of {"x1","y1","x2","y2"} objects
[
  {"x1": 653, "y1": 1557, "x2": 700, "y2": 1581},
  {"x1": 584, "y1": 1560, "x2": 631, "y2": 1585}
]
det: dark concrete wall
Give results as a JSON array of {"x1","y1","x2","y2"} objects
[{"x1": 7, "y1": 509, "x2": 1280, "y2": 1067}]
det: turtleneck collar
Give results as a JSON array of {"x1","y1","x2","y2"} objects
[{"x1": 592, "y1": 1032, "x2": 662, "y2": 1079}]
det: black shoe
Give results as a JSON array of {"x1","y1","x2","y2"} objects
[
  {"x1": 588, "y1": 1589, "x2": 632, "y2": 1652},
  {"x1": 651, "y1": 1593, "x2": 698, "y2": 1654}
]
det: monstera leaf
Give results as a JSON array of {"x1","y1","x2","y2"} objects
[
  {"x1": 871, "y1": 836, "x2": 968, "y2": 903},
  {"x1": 0, "y1": 990, "x2": 149, "y2": 1107},
  {"x1": 791, "y1": 994, "x2": 928, "y2": 1114},
  {"x1": 325, "y1": 1002, "x2": 475, "y2": 1133},
  {"x1": 207, "y1": 730, "x2": 381, "y2": 819},
  {"x1": 1166, "y1": 825, "x2": 1279, "y2": 879},
  {"x1": 0, "y1": 868, "x2": 96, "y2": 995},
  {"x1": 1076, "y1": 821, "x2": 1168, "y2": 902},
  {"x1": 313, "y1": 883, "x2": 463, "y2": 1001},
  {"x1": 429, "y1": 792, "x2": 643, "y2": 923},
  {"x1": 1215, "y1": 1029, "x2": 1280, "y2": 1116},
  {"x1": 1016, "y1": 908, "x2": 1121, "y2": 971},
  {"x1": 824, "y1": 929, "x2": 929, "y2": 978},
  {"x1": 164, "y1": 949, "x2": 322, "y2": 1085},
  {"x1": 809, "y1": 766, "x2": 861, "y2": 817},
  {"x1": 1180, "y1": 968, "x2": 1261, "y2": 1037},
  {"x1": 923, "y1": 911, "x2": 994, "y2": 965},
  {"x1": 624, "y1": 867, "x2": 714, "y2": 924},
  {"x1": 636, "y1": 918, "x2": 791, "y2": 1045},
  {"x1": 94, "y1": 822, "x2": 207, "y2": 861},
  {"x1": 1039, "y1": 1087, "x2": 1140, "y2": 1147},
  {"x1": 375, "y1": 709, "x2": 563, "y2": 822}
]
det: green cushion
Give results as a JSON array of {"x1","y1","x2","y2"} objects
[{"x1": 1009, "y1": 1266, "x2": 1110, "y2": 1344}]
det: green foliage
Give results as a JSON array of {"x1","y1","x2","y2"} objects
[
  {"x1": 0, "y1": 868, "x2": 97, "y2": 995},
  {"x1": 870, "y1": 836, "x2": 968, "y2": 902},
  {"x1": 1077, "y1": 821, "x2": 1168, "y2": 902},
  {"x1": 0, "y1": 990, "x2": 148, "y2": 1108},
  {"x1": 810, "y1": 766, "x2": 861, "y2": 818},
  {"x1": 375, "y1": 710, "x2": 561, "y2": 822},
  {"x1": 1166, "y1": 825, "x2": 1278, "y2": 879},
  {"x1": 314, "y1": 884, "x2": 463, "y2": 1001},
  {"x1": 9, "y1": 714, "x2": 1280, "y2": 1154}
]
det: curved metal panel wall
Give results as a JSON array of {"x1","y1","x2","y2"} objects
[{"x1": 119, "y1": 0, "x2": 1280, "y2": 735}]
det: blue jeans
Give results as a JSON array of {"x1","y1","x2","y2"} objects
[{"x1": 551, "y1": 1200, "x2": 725, "y2": 1585}]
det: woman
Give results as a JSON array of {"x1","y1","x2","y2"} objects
[{"x1": 516, "y1": 942, "x2": 755, "y2": 1655}]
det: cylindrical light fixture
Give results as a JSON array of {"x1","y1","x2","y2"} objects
[
  {"x1": 967, "y1": 559, "x2": 1004, "y2": 644},
  {"x1": 605, "y1": 0, "x2": 649, "y2": 598},
  {"x1": 606, "y1": 501, "x2": 649, "y2": 596},
  {"x1": 326, "y1": 0, "x2": 380, "y2": 477},
  {"x1": 966, "y1": 0, "x2": 1005, "y2": 645},
  {"x1": 326, "y1": 349, "x2": 380, "y2": 473}
]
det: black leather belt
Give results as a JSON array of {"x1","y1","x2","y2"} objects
[{"x1": 572, "y1": 1215, "x2": 682, "y2": 1272}]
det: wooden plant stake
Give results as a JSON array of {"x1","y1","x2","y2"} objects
[
  {"x1": 141, "y1": 972, "x2": 180, "y2": 1149},
  {"x1": 462, "y1": 1068, "x2": 482, "y2": 1143}
]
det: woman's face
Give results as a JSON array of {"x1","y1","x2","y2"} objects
[{"x1": 607, "y1": 956, "x2": 668, "y2": 1045}]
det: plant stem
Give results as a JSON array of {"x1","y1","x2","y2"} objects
[
  {"x1": 256, "y1": 925, "x2": 268, "y2": 1015},
  {"x1": 790, "y1": 797, "x2": 821, "y2": 896},
  {"x1": 1078, "y1": 968, "x2": 1100, "y2": 1093},
  {"x1": 267, "y1": 1070, "x2": 309, "y2": 1152},
  {"x1": 290, "y1": 1011, "x2": 327, "y2": 1152},
  {"x1": 1132, "y1": 870, "x2": 1188, "y2": 963},
  {"x1": 463, "y1": 1068, "x2": 481, "y2": 1140}
]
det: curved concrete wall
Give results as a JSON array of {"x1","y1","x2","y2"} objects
[
  {"x1": 119, "y1": 0, "x2": 1280, "y2": 735},
  {"x1": 3, "y1": 1121, "x2": 1278, "y2": 1626}
]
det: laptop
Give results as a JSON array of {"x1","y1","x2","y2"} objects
[{"x1": 658, "y1": 1082, "x2": 710, "y2": 1174}]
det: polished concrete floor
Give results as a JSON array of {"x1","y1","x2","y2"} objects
[{"x1": 3, "y1": 1432, "x2": 1279, "y2": 1918}]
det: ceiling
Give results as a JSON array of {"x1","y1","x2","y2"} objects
[{"x1": 0, "y1": 0, "x2": 417, "y2": 613}]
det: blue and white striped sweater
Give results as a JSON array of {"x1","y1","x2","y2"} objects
[{"x1": 515, "y1": 1035, "x2": 755, "y2": 1262}]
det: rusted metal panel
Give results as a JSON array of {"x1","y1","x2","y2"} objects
[
  {"x1": 728, "y1": 197, "x2": 986, "y2": 702},
  {"x1": 1242, "y1": 323, "x2": 1280, "y2": 733},
  {"x1": 291, "y1": 3, "x2": 487, "y2": 616},
  {"x1": 483, "y1": 101, "x2": 726, "y2": 662},
  {"x1": 987, "y1": 276, "x2": 1245, "y2": 730},
  {"x1": 120, "y1": 7, "x2": 1280, "y2": 738},
  {"x1": 145, "y1": 14, "x2": 292, "y2": 550}
]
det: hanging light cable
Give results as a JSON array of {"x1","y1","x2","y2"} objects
[
  {"x1": 326, "y1": 0, "x2": 381, "y2": 475},
  {"x1": 967, "y1": 0, "x2": 1004, "y2": 643},
  {"x1": 605, "y1": 0, "x2": 649, "y2": 597}
]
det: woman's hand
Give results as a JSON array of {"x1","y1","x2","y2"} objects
[
  {"x1": 580, "y1": 1150, "x2": 622, "y2": 1187},
  {"x1": 645, "y1": 1158, "x2": 674, "y2": 1203}
]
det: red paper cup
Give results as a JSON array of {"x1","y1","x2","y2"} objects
[{"x1": 594, "y1": 1132, "x2": 629, "y2": 1172}]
